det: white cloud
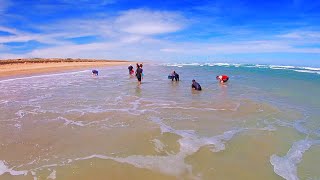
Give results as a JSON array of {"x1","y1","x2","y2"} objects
[
  {"x1": 1, "y1": 8, "x2": 320, "y2": 61},
  {"x1": 28, "y1": 42, "x2": 117, "y2": 58},
  {"x1": 176, "y1": 40, "x2": 320, "y2": 54},
  {"x1": 0, "y1": 53, "x2": 25, "y2": 59},
  {"x1": 24, "y1": 37, "x2": 163, "y2": 59},
  {"x1": 10, "y1": 38, "x2": 317, "y2": 61},
  {"x1": 0, "y1": 8, "x2": 186, "y2": 49},
  {"x1": 59, "y1": 0, "x2": 115, "y2": 6},
  {"x1": 0, "y1": 26, "x2": 18, "y2": 34},
  {"x1": 279, "y1": 31, "x2": 320, "y2": 39},
  {"x1": 33, "y1": 9, "x2": 185, "y2": 39},
  {"x1": 115, "y1": 9, "x2": 185, "y2": 35}
]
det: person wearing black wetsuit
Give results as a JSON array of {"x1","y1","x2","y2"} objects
[{"x1": 191, "y1": 79, "x2": 202, "y2": 91}]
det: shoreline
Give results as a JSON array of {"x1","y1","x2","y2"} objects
[{"x1": 0, "y1": 59, "x2": 132, "y2": 79}]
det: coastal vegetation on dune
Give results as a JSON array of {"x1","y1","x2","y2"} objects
[{"x1": 0, "y1": 58, "x2": 128, "y2": 65}]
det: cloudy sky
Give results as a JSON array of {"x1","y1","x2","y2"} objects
[{"x1": 0, "y1": 0, "x2": 320, "y2": 66}]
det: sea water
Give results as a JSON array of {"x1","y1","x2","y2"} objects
[{"x1": 0, "y1": 63, "x2": 319, "y2": 180}]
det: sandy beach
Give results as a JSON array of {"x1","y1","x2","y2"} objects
[{"x1": 0, "y1": 59, "x2": 131, "y2": 78}]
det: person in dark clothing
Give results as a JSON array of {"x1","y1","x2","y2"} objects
[
  {"x1": 136, "y1": 64, "x2": 143, "y2": 85},
  {"x1": 168, "y1": 71, "x2": 179, "y2": 81},
  {"x1": 169, "y1": 71, "x2": 179, "y2": 81},
  {"x1": 173, "y1": 71, "x2": 179, "y2": 81},
  {"x1": 92, "y1": 70, "x2": 98, "y2": 76},
  {"x1": 191, "y1": 79, "x2": 202, "y2": 91},
  {"x1": 128, "y1": 65, "x2": 134, "y2": 75}
]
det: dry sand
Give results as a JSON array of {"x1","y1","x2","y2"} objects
[{"x1": 0, "y1": 60, "x2": 131, "y2": 78}]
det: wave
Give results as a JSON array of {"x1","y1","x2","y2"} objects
[
  {"x1": 163, "y1": 63, "x2": 320, "y2": 75},
  {"x1": 270, "y1": 139, "x2": 320, "y2": 180},
  {"x1": 0, "y1": 161, "x2": 28, "y2": 176}
]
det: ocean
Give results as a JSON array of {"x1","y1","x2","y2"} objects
[{"x1": 0, "y1": 63, "x2": 319, "y2": 180}]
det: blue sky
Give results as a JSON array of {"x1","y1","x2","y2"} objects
[{"x1": 0, "y1": 0, "x2": 320, "y2": 66}]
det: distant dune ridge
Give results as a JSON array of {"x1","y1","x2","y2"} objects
[
  {"x1": 0, "y1": 58, "x2": 128, "y2": 65},
  {"x1": 0, "y1": 58, "x2": 131, "y2": 78}
]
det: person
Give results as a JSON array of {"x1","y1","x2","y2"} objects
[
  {"x1": 168, "y1": 71, "x2": 179, "y2": 81},
  {"x1": 92, "y1": 70, "x2": 98, "y2": 76},
  {"x1": 128, "y1": 65, "x2": 134, "y2": 75},
  {"x1": 136, "y1": 63, "x2": 143, "y2": 85},
  {"x1": 135, "y1": 63, "x2": 140, "y2": 73},
  {"x1": 140, "y1": 64, "x2": 144, "y2": 79},
  {"x1": 191, "y1": 79, "x2": 202, "y2": 91},
  {"x1": 216, "y1": 75, "x2": 229, "y2": 83}
]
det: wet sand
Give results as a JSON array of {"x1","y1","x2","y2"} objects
[{"x1": 0, "y1": 60, "x2": 131, "y2": 78}]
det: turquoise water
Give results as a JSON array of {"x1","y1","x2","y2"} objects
[{"x1": 0, "y1": 63, "x2": 319, "y2": 179}]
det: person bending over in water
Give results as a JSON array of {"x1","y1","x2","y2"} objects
[
  {"x1": 136, "y1": 64, "x2": 143, "y2": 85},
  {"x1": 216, "y1": 75, "x2": 229, "y2": 83},
  {"x1": 128, "y1": 65, "x2": 134, "y2": 75},
  {"x1": 92, "y1": 70, "x2": 98, "y2": 76},
  {"x1": 191, "y1": 79, "x2": 202, "y2": 91},
  {"x1": 170, "y1": 71, "x2": 179, "y2": 81}
]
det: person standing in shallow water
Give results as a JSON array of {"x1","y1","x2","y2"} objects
[
  {"x1": 140, "y1": 64, "x2": 144, "y2": 79},
  {"x1": 191, "y1": 79, "x2": 202, "y2": 91},
  {"x1": 128, "y1": 65, "x2": 134, "y2": 75},
  {"x1": 135, "y1": 63, "x2": 143, "y2": 85}
]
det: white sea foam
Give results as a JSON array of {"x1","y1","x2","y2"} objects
[
  {"x1": 54, "y1": 117, "x2": 100, "y2": 127},
  {"x1": 150, "y1": 116, "x2": 243, "y2": 154},
  {"x1": 155, "y1": 106, "x2": 227, "y2": 111},
  {"x1": 108, "y1": 122, "x2": 130, "y2": 128},
  {"x1": 293, "y1": 70, "x2": 319, "y2": 74},
  {"x1": 14, "y1": 123, "x2": 22, "y2": 129},
  {"x1": 213, "y1": 63, "x2": 230, "y2": 66},
  {"x1": 15, "y1": 110, "x2": 26, "y2": 118},
  {"x1": 270, "y1": 65, "x2": 296, "y2": 69},
  {"x1": 249, "y1": 125, "x2": 277, "y2": 132},
  {"x1": 301, "y1": 67, "x2": 320, "y2": 71},
  {"x1": 31, "y1": 171, "x2": 37, "y2": 180},
  {"x1": 293, "y1": 121, "x2": 310, "y2": 135},
  {"x1": 0, "y1": 100, "x2": 9, "y2": 104},
  {"x1": 47, "y1": 170, "x2": 56, "y2": 179},
  {"x1": 67, "y1": 117, "x2": 243, "y2": 177},
  {"x1": 152, "y1": 139, "x2": 166, "y2": 153},
  {"x1": 164, "y1": 63, "x2": 200, "y2": 67},
  {"x1": 264, "y1": 117, "x2": 319, "y2": 136},
  {"x1": 270, "y1": 140, "x2": 319, "y2": 180},
  {"x1": 0, "y1": 161, "x2": 28, "y2": 176},
  {"x1": 161, "y1": 62, "x2": 320, "y2": 75},
  {"x1": 254, "y1": 64, "x2": 269, "y2": 68}
]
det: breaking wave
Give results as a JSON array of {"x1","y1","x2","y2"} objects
[{"x1": 163, "y1": 63, "x2": 320, "y2": 75}]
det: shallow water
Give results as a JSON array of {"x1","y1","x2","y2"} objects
[{"x1": 0, "y1": 64, "x2": 319, "y2": 180}]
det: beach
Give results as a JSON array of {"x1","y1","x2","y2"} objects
[
  {"x1": 0, "y1": 59, "x2": 131, "y2": 78},
  {"x1": 0, "y1": 63, "x2": 319, "y2": 180}
]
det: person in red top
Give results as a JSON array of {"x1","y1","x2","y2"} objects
[{"x1": 216, "y1": 75, "x2": 229, "y2": 83}]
